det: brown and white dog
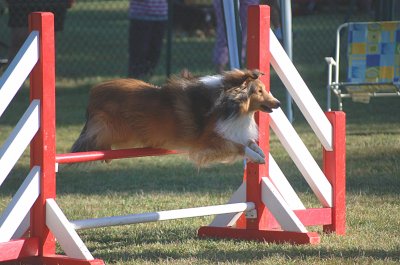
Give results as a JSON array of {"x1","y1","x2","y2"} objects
[{"x1": 71, "y1": 69, "x2": 280, "y2": 166}]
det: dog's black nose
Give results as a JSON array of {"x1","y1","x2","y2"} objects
[{"x1": 275, "y1": 100, "x2": 281, "y2": 108}]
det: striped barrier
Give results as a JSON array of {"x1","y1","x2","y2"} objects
[{"x1": 0, "y1": 6, "x2": 345, "y2": 264}]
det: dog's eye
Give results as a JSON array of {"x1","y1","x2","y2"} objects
[{"x1": 258, "y1": 89, "x2": 263, "y2": 94}]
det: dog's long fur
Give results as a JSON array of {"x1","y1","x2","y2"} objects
[{"x1": 71, "y1": 69, "x2": 280, "y2": 166}]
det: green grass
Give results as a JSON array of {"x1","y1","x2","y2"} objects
[
  {"x1": 1, "y1": 77, "x2": 399, "y2": 265},
  {"x1": 1, "y1": 2, "x2": 400, "y2": 265}
]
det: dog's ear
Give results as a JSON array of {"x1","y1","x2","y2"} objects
[
  {"x1": 223, "y1": 69, "x2": 263, "y2": 89},
  {"x1": 180, "y1": 68, "x2": 194, "y2": 79},
  {"x1": 246, "y1": 69, "x2": 264, "y2": 80},
  {"x1": 242, "y1": 69, "x2": 264, "y2": 93}
]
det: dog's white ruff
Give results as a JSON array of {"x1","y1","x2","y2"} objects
[
  {"x1": 199, "y1": 75, "x2": 223, "y2": 88},
  {"x1": 215, "y1": 114, "x2": 258, "y2": 145}
]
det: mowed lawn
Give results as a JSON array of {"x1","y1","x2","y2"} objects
[
  {"x1": 1, "y1": 2, "x2": 400, "y2": 264},
  {"x1": 0, "y1": 73, "x2": 399, "y2": 265}
]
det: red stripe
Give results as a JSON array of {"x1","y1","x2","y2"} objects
[{"x1": 56, "y1": 148, "x2": 180, "y2": 164}]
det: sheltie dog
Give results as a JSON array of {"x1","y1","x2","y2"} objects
[{"x1": 71, "y1": 69, "x2": 281, "y2": 166}]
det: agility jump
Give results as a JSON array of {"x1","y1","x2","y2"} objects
[{"x1": 0, "y1": 6, "x2": 345, "y2": 265}]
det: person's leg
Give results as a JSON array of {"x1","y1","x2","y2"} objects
[
  {"x1": 146, "y1": 21, "x2": 166, "y2": 76},
  {"x1": 128, "y1": 19, "x2": 152, "y2": 78},
  {"x1": 213, "y1": 0, "x2": 229, "y2": 73}
]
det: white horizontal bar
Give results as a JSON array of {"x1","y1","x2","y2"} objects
[
  {"x1": 209, "y1": 182, "x2": 246, "y2": 227},
  {"x1": 46, "y1": 199, "x2": 94, "y2": 260},
  {"x1": 0, "y1": 100, "x2": 40, "y2": 187},
  {"x1": 261, "y1": 177, "x2": 307, "y2": 232},
  {"x1": 0, "y1": 166, "x2": 40, "y2": 242},
  {"x1": 71, "y1": 202, "x2": 255, "y2": 230},
  {"x1": 270, "y1": 108, "x2": 332, "y2": 207},
  {"x1": 270, "y1": 29, "x2": 333, "y2": 151},
  {"x1": 269, "y1": 154, "x2": 306, "y2": 210},
  {"x1": 0, "y1": 31, "x2": 39, "y2": 117}
]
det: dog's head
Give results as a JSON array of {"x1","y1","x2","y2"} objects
[
  {"x1": 224, "y1": 69, "x2": 280, "y2": 113},
  {"x1": 245, "y1": 70, "x2": 280, "y2": 113}
]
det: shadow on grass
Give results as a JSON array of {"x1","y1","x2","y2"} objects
[
  {"x1": 346, "y1": 147, "x2": 400, "y2": 195},
  {"x1": 2, "y1": 149, "x2": 398, "y2": 198},
  {"x1": 115, "y1": 247, "x2": 399, "y2": 264},
  {"x1": 84, "y1": 226, "x2": 399, "y2": 263},
  {"x1": 1, "y1": 157, "x2": 245, "y2": 196},
  {"x1": 56, "y1": 158, "x2": 245, "y2": 195}
]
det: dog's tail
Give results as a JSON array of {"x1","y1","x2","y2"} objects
[{"x1": 70, "y1": 113, "x2": 97, "y2": 153}]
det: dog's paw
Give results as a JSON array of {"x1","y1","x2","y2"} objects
[
  {"x1": 245, "y1": 146, "x2": 266, "y2": 164},
  {"x1": 248, "y1": 141, "x2": 265, "y2": 159}
]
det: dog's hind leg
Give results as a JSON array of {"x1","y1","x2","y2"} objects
[
  {"x1": 74, "y1": 115, "x2": 113, "y2": 153},
  {"x1": 88, "y1": 117, "x2": 115, "y2": 162},
  {"x1": 71, "y1": 120, "x2": 100, "y2": 153}
]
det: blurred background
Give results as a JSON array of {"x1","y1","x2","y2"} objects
[{"x1": 0, "y1": 0, "x2": 399, "y2": 110}]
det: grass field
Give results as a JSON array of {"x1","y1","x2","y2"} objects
[
  {"x1": 1, "y1": 2, "x2": 400, "y2": 265},
  {"x1": 1, "y1": 64, "x2": 399, "y2": 265}
]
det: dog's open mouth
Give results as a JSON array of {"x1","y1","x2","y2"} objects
[{"x1": 260, "y1": 105, "x2": 273, "y2": 113}]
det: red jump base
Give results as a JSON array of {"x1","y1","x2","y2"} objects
[
  {"x1": 198, "y1": 226, "x2": 321, "y2": 245},
  {"x1": 1, "y1": 256, "x2": 104, "y2": 265}
]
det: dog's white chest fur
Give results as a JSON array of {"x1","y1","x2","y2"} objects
[{"x1": 215, "y1": 114, "x2": 258, "y2": 145}]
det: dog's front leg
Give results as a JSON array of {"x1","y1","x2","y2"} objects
[
  {"x1": 248, "y1": 140, "x2": 265, "y2": 158},
  {"x1": 245, "y1": 140, "x2": 265, "y2": 164}
]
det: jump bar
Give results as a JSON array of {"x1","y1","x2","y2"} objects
[
  {"x1": 71, "y1": 202, "x2": 255, "y2": 230},
  {"x1": 55, "y1": 148, "x2": 180, "y2": 164}
]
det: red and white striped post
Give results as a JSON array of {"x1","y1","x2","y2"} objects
[
  {"x1": 227, "y1": 3, "x2": 276, "y2": 232},
  {"x1": 244, "y1": 4, "x2": 273, "y2": 231},
  {"x1": 323, "y1": 112, "x2": 346, "y2": 235},
  {"x1": 199, "y1": 5, "x2": 319, "y2": 243},
  {"x1": 198, "y1": 5, "x2": 340, "y2": 244},
  {"x1": 29, "y1": 11, "x2": 57, "y2": 258},
  {"x1": 27, "y1": 12, "x2": 104, "y2": 265},
  {"x1": 198, "y1": 6, "x2": 274, "y2": 240}
]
